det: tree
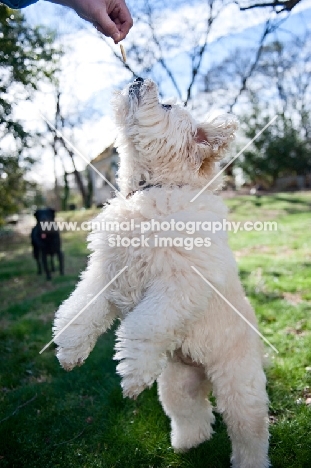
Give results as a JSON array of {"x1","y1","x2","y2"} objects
[
  {"x1": 42, "y1": 85, "x2": 95, "y2": 210},
  {"x1": 98, "y1": 0, "x2": 302, "y2": 107},
  {"x1": 239, "y1": 111, "x2": 311, "y2": 186},
  {"x1": 253, "y1": 36, "x2": 311, "y2": 139},
  {"x1": 0, "y1": 5, "x2": 61, "y2": 221},
  {"x1": 244, "y1": 35, "x2": 311, "y2": 185},
  {"x1": 199, "y1": 20, "x2": 311, "y2": 187},
  {"x1": 0, "y1": 155, "x2": 24, "y2": 222}
]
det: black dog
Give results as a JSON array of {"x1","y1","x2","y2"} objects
[{"x1": 31, "y1": 208, "x2": 64, "y2": 280}]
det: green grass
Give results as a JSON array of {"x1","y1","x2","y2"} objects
[{"x1": 0, "y1": 192, "x2": 311, "y2": 468}]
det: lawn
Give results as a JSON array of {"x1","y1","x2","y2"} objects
[{"x1": 0, "y1": 192, "x2": 310, "y2": 468}]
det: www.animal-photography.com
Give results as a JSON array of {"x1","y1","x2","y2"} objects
[{"x1": 0, "y1": 1, "x2": 310, "y2": 467}]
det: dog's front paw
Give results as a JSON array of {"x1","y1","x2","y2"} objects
[
  {"x1": 171, "y1": 413, "x2": 215, "y2": 452},
  {"x1": 115, "y1": 344, "x2": 168, "y2": 399},
  {"x1": 118, "y1": 369, "x2": 148, "y2": 399},
  {"x1": 55, "y1": 340, "x2": 95, "y2": 371},
  {"x1": 56, "y1": 347, "x2": 86, "y2": 371},
  {"x1": 116, "y1": 359, "x2": 154, "y2": 399}
]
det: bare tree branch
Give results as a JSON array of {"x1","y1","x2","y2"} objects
[
  {"x1": 145, "y1": 0, "x2": 183, "y2": 99},
  {"x1": 44, "y1": 90, "x2": 90, "y2": 208},
  {"x1": 185, "y1": 0, "x2": 219, "y2": 105},
  {"x1": 236, "y1": 0, "x2": 301, "y2": 12},
  {"x1": 228, "y1": 16, "x2": 287, "y2": 111}
]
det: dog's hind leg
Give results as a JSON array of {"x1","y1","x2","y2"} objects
[
  {"x1": 158, "y1": 360, "x2": 214, "y2": 452},
  {"x1": 42, "y1": 251, "x2": 51, "y2": 280},
  {"x1": 50, "y1": 255, "x2": 55, "y2": 272},
  {"x1": 53, "y1": 260, "x2": 117, "y2": 370},
  {"x1": 36, "y1": 259, "x2": 42, "y2": 275},
  {"x1": 32, "y1": 244, "x2": 42, "y2": 275},
  {"x1": 31, "y1": 228, "x2": 41, "y2": 275},
  {"x1": 58, "y1": 250, "x2": 64, "y2": 275},
  {"x1": 210, "y1": 343, "x2": 269, "y2": 468}
]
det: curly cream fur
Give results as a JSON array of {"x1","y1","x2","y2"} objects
[{"x1": 53, "y1": 79, "x2": 269, "y2": 468}]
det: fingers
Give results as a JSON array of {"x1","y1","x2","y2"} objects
[
  {"x1": 95, "y1": 12, "x2": 121, "y2": 42},
  {"x1": 96, "y1": 1, "x2": 133, "y2": 43},
  {"x1": 115, "y1": 2, "x2": 133, "y2": 41},
  {"x1": 60, "y1": 0, "x2": 133, "y2": 42}
]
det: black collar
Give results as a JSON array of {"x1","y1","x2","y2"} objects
[
  {"x1": 126, "y1": 180, "x2": 186, "y2": 199},
  {"x1": 126, "y1": 180, "x2": 162, "y2": 199}
]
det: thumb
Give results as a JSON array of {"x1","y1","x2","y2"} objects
[{"x1": 96, "y1": 12, "x2": 120, "y2": 43}]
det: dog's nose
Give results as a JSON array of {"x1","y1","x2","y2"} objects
[{"x1": 129, "y1": 77, "x2": 144, "y2": 97}]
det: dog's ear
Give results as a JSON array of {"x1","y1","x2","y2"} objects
[
  {"x1": 195, "y1": 115, "x2": 238, "y2": 162},
  {"x1": 34, "y1": 210, "x2": 39, "y2": 221}
]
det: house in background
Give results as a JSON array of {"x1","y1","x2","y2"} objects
[{"x1": 89, "y1": 144, "x2": 119, "y2": 206}]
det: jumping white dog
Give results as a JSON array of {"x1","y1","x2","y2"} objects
[{"x1": 53, "y1": 78, "x2": 269, "y2": 468}]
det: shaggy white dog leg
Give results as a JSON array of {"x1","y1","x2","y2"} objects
[
  {"x1": 53, "y1": 262, "x2": 117, "y2": 370},
  {"x1": 158, "y1": 360, "x2": 214, "y2": 451},
  {"x1": 211, "y1": 352, "x2": 269, "y2": 468}
]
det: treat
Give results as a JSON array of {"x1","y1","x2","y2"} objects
[{"x1": 120, "y1": 44, "x2": 126, "y2": 62}]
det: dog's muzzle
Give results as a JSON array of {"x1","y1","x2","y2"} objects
[{"x1": 129, "y1": 77, "x2": 144, "y2": 98}]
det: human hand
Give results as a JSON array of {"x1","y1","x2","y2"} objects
[{"x1": 50, "y1": 0, "x2": 133, "y2": 43}]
